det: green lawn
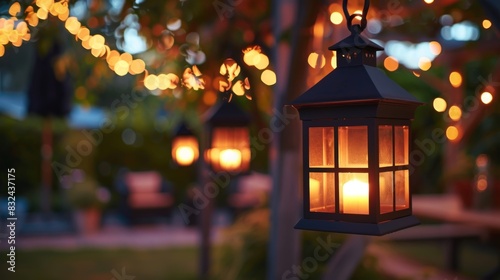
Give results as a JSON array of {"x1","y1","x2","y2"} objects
[
  {"x1": 0, "y1": 247, "x2": 198, "y2": 280},
  {"x1": 384, "y1": 240, "x2": 499, "y2": 279}
]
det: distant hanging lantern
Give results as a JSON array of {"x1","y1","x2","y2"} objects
[
  {"x1": 291, "y1": 0, "x2": 422, "y2": 235},
  {"x1": 172, "y1": 122, "x2": 199, "y2": 166},
  {"x1": 204, "y1": 101, "x2": 251, "y2": 173}
]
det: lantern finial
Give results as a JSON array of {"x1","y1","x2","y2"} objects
[{"x1": 330, "y1": 0, "x2": 382, "y2": 67}]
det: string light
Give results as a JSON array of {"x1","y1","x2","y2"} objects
[
  {"x1": 446, "y1": 126, "x2": 459, "y2": 141},
  {"x1": 433, "y1": 97, "x2": 447, "y2": 112},
  {"x1": 418, "y1": 57, "x2": 432, "y2": 71},
  {"x1": 481, "y1": 91, "x2": 493, "y2": 104},
  {"x1": 1, "y1": 0, "x2": 275, "y2": 99},
  {"x1": 449, "y1": 71, "x2": 462, "y2": 88},
  {"x1": 482, "y1": 19, "x2": 492, "y2": 29},
  {"x1": 384, "y1": 56, "x2": 399, "y2": 72},
  {"x1": 448, "y1": 105, "x2": 462, "y2": 121}
]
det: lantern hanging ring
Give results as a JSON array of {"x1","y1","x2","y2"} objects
[{"x1": 343, "y1": 0, "x2": 369, "y2": 34}]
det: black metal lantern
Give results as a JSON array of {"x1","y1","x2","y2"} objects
[
  {"x1": 204, "y1": 101, "x2": 251, "y2": 173},
  {"x1": 172, "y1": 122, "x2": 199, "y2": 166},
  {"x1": 291, "y1": 0, "x2": 422, "y2": 235}
]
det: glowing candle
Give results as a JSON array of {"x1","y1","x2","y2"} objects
[
  {"x1": 343, "y1": 179, "x2": 369, "y2": 214},
  {"x1": 309, "y1": 178, "x2": 320, "y2": 210},
  {"x1": 175, "y1": 146, "x2": 195, "y2": 166},
  {"x1": 219, "y1": 149, "x2": 242, "y2": 170}
]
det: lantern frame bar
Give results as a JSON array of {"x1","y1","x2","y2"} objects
[
  {"x1": 294, "y1": 215, "x2": 420, "y2": 236},
  {"x1": 302, "y1": 117, "x2": 414, "y2": 225}
]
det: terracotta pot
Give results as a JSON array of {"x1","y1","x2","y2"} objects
[{"x1": 74, "y1": 208, "x2": 101, "y2": 235}]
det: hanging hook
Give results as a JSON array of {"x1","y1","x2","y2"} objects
[{"x1": 342, "y1": 0, "x2": 370, "y2": 34}]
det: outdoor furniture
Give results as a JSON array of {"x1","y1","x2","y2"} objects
[
  {"x1": 119, "y1": 171, "x2": 174, "y2": 224},
  {"x1": 227, "y1": 173, "x2": 272, "y2": 217}
]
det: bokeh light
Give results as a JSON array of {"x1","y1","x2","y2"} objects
[
  {"x1": 482, "y1": 19, "x2": 492, "y2": 29},
  {"x1": 449, "y1": 71, "x2": 462, "y2": 88},
  {"x1": 433, "y1": 97, "x2": 447, "y2": 112},
  {"x1": 448, "y1": 105, "x2": 462, "y2": 121},
  {"x1": 330, "y1": 12, "x2": 343, "y2": 25},
  {"x1": 261, "y1": 70, "x2": 277, "y2": 86},
  {"x1": 446, "y1": 126, "x2": 459, "y2": 141},
  {"x1": 255, "y1": 54, "x2": 269, "y2": 70},
  {"x1": 429, "y1": 41, "x2": 442, "y2": 55},
  {"x1": 384, "y1": 56, "x2": 399, "y2": 72},
  {"x1": 308, "y1": 52, "x2": 325, "y2": 69},
  {"x1": 481, "y1": 91, "x2": 493, "y2": 104},
  {"x1": 418, "y1": 57, "x2": 432, "y2": 71}
]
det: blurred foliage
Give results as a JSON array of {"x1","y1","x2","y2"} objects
[
  {"x1": 0, "y1": 97, "x2": 269, "y2": 212},
  {"x1": 65, "y1": 176, "x2": 103, "y2": 210},
  {"x1": 214, "y1": 207, "x2": 390, "y2": 280}
]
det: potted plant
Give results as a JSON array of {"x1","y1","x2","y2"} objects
[{"x1": 66, "y1": 174, "x2": 109, "y2": 235}]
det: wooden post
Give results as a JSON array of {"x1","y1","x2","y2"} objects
[{"x1": 41, "y1": 117, "x2": 53, "y2": 214}]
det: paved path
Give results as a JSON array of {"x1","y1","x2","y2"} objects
[{"x1": 4, "y1": 225, "x2": 222, "y2": 251}]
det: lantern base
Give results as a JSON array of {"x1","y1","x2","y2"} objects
[{"x1": 294, "y1": 215, "x2": 420, "y2": 236}]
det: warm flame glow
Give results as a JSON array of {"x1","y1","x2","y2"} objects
[
  {"x1": 175, "y1": 147, "x2": 195, "y2": 166},
  {"x1": 219, "y1": 149, "x2": 242, "y2": 171},
  {"x1": 343, "y1": 179, "x2": 369, "y2": 214}
]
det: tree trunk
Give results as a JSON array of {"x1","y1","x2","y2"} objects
[{"x1": 268, "y1": 1, "x2": 323, "y2": 279}]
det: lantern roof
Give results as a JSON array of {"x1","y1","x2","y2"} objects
[
  {"x1": 203, "y1": 101, "x2": 250, "y2": 126},
  {"x1": 291, "y1": 34, "x2": 422, "y2": 109},
  {"x1": 174, "y1": 122, "x2": 195, "y2": 136}
]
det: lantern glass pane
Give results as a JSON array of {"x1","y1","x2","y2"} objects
[
  {"x1": 395, "y1": 126, "x2": 409, "y2": 165},
  {"x1": 339, "y1": 173, "x2": 369, "y2": 214},
  {"x1": 339, "y1": 126, "x2": 368, "y2": 168},
  {"x1": 309, "y1": 127, "x2": 334, "y2": 167},
  {"x1": 379, "y1": 125, "x2": 393, "y2": 167},
  {"x1": 309, "y1": 172, "x2": 335, "y2": 213},
  {"x1": 379, "y1": 171, "x2": 393, "y2": 214},
  {"x1": 210, "y1": 127, "x2": 250, "y2": 172},
  {"x1": 395, "y1": 170, "x2": 409, "y2": 210}
]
